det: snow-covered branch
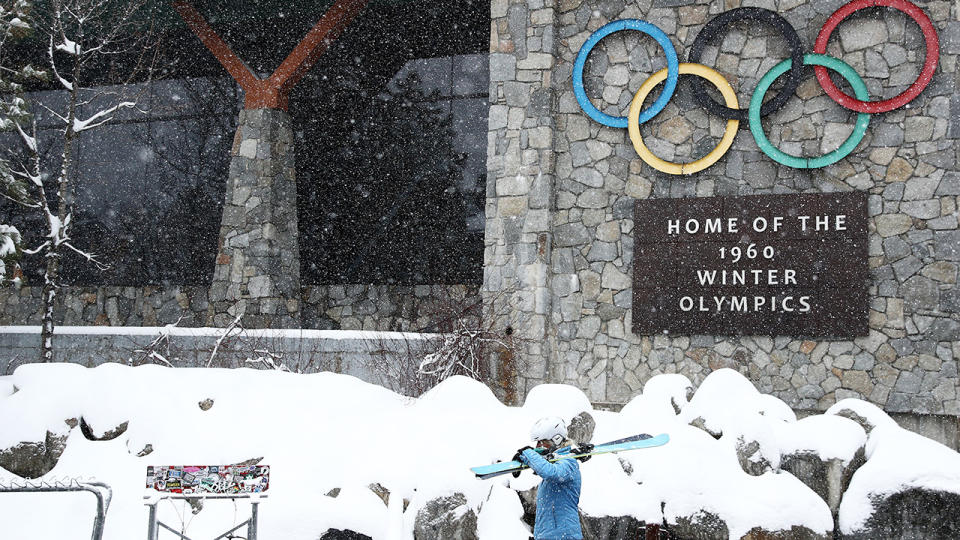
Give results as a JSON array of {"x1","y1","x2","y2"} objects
[
  {"x1": 208, "y1": 314, "x2": 244, "y2": 368},
  {"x1": 13, "y1": 121, "x2": 36, "y2": 153},
  {"x1": 22, "y1": 240, "x2": 50, "y2": 256},
  {"x1": 246, "y1": 352, "x2": 291, "y2": 372},
  {"x1": 47, "y1": 36, "x2": 73, "y2": 90},
  {"x1": 35, "y1": 101, "x2": 68, "y2": 124},
  {"x1": 55, "y1": 36, "x2": 79, "y2": 55},
  {"x1": 0, "y1": 191, "x2": 41, "y2": 209},
  {"x1": 73, "y1": 101, "x2": 134, "y2": 132},
  {"x1": 61, "y1": 241, "x2": 109, "y2": 271}
]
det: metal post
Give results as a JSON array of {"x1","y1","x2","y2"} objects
[
  {"x1": 249, "y1": 500, "x2": 260, "y2": 540},
  {"x1": 146, "y1": 502, "x2": 158, "y2": 540},
  {"x1": 1, "y1": 480, "x2": 112, "y2": 540},
  {"x1": 90, "y1": 487, "x2": 106, "y2": 540}
]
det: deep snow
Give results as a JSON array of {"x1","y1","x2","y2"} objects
[{"x1": 0, "y1": 363, "x2": 957, "y2": 539}]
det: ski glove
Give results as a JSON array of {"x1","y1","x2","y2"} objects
[
  {"x1": 513, "y1": 446, "x2": 533, "y2": 463},
  {"x1": 512, "y1": 446, "x2": 534, "y2": 478},
  {"x1": 572, "y1": 443, "x2": 594, "y2": 462}
]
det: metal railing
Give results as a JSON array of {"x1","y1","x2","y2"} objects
[
  {"x1": 0, "y1": 478, "x2": 113, "y2": 540},
  {"x1": 144, "y1": 492, "x2": 265, "y2": 540}
]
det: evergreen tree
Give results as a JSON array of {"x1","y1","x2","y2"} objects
[{"x1": 0, "y1": 0, "x2": 43, "y2": 285}]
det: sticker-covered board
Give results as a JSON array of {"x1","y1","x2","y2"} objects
[{"x1": 146, "y1": 465, "x2": 270, "y2": 494}]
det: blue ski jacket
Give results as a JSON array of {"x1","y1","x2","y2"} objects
[{"x1": 519, "y1": 448, "x2": 583, "y2": 540}]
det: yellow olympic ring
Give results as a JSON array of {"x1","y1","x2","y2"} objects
[{"x1": 628, "y1": 63, "x2": 739, "y2": 175}]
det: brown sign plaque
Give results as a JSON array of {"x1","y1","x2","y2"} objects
[{"x1": 632, "y1": 193, "x2": 868, "y2": 337}]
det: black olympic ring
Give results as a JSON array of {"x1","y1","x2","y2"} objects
[{"x1": 686, "y1": 7, "x2": 806, "y2": 124}]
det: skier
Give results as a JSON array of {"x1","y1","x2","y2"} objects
[{"x1": 514, "y1": 416, "x2": 586, "y2": 540}]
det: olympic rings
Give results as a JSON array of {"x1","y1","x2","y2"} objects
[
  {"x1": 573, "y1": 19, "x2": 680, "y2": 128},
  {"x1": 813, "y1": 0, "x2": 939, "y2": 114},
  {"x1": 571, "y1": 0, "x2": 940, "y2": 171},
  {"x1": 750, "y1": 54, "x2": 871, "y2": 169},
  {"x1": 628, "y1": 64, "x2": 740, "y2": 175},
  {"x1": 687, "y1": 8, "x2": 805, "y2": 123}
]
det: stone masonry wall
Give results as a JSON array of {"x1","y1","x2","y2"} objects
[
  {"x1": 209, "y1": 108, "x2": 302, "y2": 328},
  {"x1": 0, "y1": 284, "x2": 477, "y2": 333},
  {"x1": 485, "y1": 0, "x2": 561, "y2": 394},
  {"x1": 486, "y1": 0, "x2": 960, "y2": 415}
]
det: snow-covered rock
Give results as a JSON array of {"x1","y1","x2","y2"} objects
[
  {"x1": 778, "y1": 415, "x2": 867, "y2": 515},
  {"x1": 319, "y1": 529, "x2": 373, "y2": 540},
  {"x1": 0, "y1": 428, "x2": 70, "y2": 478},
  {"x1": 827, "y1": 400, "x2": 960, "y2": 539},
  {"x1": 568, "y1": 410, "x2": 596, "y2": 443},
  {"x1": 521, "y1": 383, "x2": 593, "y2": 424},
  {"x1": 620, "y1": 373, "x2": 693, "y2": 423},
  {"x1": 681, "y1": 369, "x2": 796, "y2": 476},
  {"x1": 624, "y1": 425, "x2": 834, "y2": 539},
  {"x1": 413, "y1": 492, "x2": 478, "y2": 540},
  {"x1": 669, "y1": 509, "x2": 729, "y2": 540},
  {"x1": 580, "y1": 513, "x2": 646, "y2": 539},
  {"x1": 80, "y1": 417, "x2": 129, "y2": 441},
  {"x1": 476, "y1": 484, "x2": 530, "y2": 539},
  {"x1": 826, "y1": 398, "x2": 899, "y2": 434}
]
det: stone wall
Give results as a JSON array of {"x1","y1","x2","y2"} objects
[
  {"x1": 0, "y1": 284, "x2": 478, "y2": 332},
  {"x1": 485, "y1": 0, "x2": 960, "y2": 415},
  {"x1": 210, "y1": 108, "x2": 302, "y2": 328}
]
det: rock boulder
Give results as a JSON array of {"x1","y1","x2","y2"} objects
[
  {"x1": 840, "y1": 488, "x2": 960, "y2": 539},
  {"x1": 667, "y1": 510, "x2": 729, "y2": 540},
  {"x1": 780, "y1": 448, "x2": 866, "y2": 515},
  {"x1": 0, "y1": 429, "x2": 70, "y2": 478},
  {"x1": 318, "y1": 529, "x2": 372, "y2": 540},
  {"x1": 413, "y1": 493, "x2": 478, "y2": 540},
  {"x1": 580, "y1": 514, "x2": 646, "y2": 540}
]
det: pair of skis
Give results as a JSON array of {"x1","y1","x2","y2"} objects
[{"x1": 471, "y1": 433, "x2": 669, "y2": 479}]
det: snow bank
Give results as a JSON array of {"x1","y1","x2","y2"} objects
[
  {"x1": 0, "y1": 364, "x2": 955, "y2": 539},
  {"x1": 476, "y1": 484, "x2": 531, "y2": 539}
]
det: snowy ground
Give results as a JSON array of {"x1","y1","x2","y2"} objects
[{"x1": 0, "y1": 363, "x2": 958, "y2": 539}]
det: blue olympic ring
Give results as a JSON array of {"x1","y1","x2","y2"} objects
[{"x1": 572, "y1": 19, "x2": 679, "y2": 129}]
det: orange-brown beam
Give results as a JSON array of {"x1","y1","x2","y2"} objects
[
  {"x1": 173, "y1": 0, "x2": 369, "y2": 110},
  {"x1": 172, "y1": 1, "x2": 258, "y2": 90},
  {"x1": 271, "y1": 0, "x2": 369, "y2": 97}
]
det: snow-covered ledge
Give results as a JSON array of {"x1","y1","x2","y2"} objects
[{"x1": 0, "y1": 325, "x2": 439, "y2": 394}]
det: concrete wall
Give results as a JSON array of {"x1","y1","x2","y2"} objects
[
  {"x1": 0, "y1": 327, "x2": 439, "y2": 396},
  {"x1": 484, "y1": 0, "x2": 960, "y2": 419}
]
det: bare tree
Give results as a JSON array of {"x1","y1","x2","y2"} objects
[{"x1": 2, "y1": 0, "x2": 155, "y2": 361}]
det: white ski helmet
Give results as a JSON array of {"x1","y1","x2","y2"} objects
[{"x1": 530, "y1": 416, "x2": 567, "y2": 446}]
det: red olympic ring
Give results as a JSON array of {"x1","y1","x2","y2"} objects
[{"x1": 813, "y1": 0, "x2": 939, "y2": 113}]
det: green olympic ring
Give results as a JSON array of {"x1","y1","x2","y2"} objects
[{"x1": 749, "y1": 54, "x2": 871, "y2": 169}]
